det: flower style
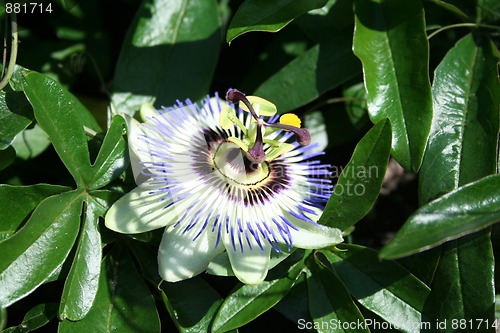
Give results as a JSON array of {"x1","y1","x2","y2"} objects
[{"x1": 105, "y1": 89, "x2": 343, "y2": 284}]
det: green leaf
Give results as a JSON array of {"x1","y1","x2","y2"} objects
[
  {"x1": 353, "y1": 0, "x2": 432, "y2": 172},
  {"x1": 382, "y1": 33, "x2": 500, "y2": 260},
  {"x1": 2, "y1": 303, "x2": 58, "y2": 333},
  {"x1": 160, "y1": 278, "x2": 223, "y2": 333},
  {"x1": 380, "y1": 174, "x2": 500, "y2": 259},
  {"x1": 226, "y1": 0, "x2": 328, "y2": 43},
  {"x1": 111, "y1": 0, "x2": 221, "y2": 116},
  {"x1": 212, "y1": 255, "x2": 305, "y2": 332},
  {"x1": 0, "y1": 146, "x2": 16, "y2": 171},
  {"x1": 397, "y1": 33, "x2": 498, "y2": 329},
  {"x1": 88, "y1": 115, "x2": 128, "y2": 190},
  {"x1": 307, "y1": 256, "x2": 368, "y2": 333},
  {"x1": 58, "y1": 248, "x2": 161, "y2": 333},
  {"x1": 22, "y1": 71, "x2": 101, "y2": 188},
  {"x1": 324, "y1": 245, "x2": 430, "y2": 333},
  {"x1": 0, "y1": 184, "x2": 70, "y2": 241},
  {"x1": 0, "y1": 191, "x2": 83, "y2": 308},
  {"x1": 59, "y1": 197, "x2": 103, "y2": 321},
  {"x1": 254, "y1": 32, "x2": 361, "y2": 113},
  {"x1": 320, "y1": 119, "x2": 391, "y2": 230},
  {"x1": 11, "y1": 124, "x2": 51, "y2": 160},
  {"x1": 273, "y1": 275, "x2": 313, "y2": 325},
  {"x1": 0, "y1": 91, "x2": 33, "y2": 149},
  {"x1": 419, "y1": 33, "x2": 500, "y2": 204},
  {"x1": 422, "y1": 229, "x2": 495, "y2": 332}
]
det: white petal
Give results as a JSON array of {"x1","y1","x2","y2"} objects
[
  {"x1": 105, "y1": 187, "x2": 174, "y2": 233},
  {"x1": 285, "y1": 210, "x2": 343, "y2": 249},
  {"x1": 126, "y1": 116, "x2": 166, "y2": 185},
  {"x1": 158, "y1": 224, "x2": 223, "y2": 282},
  {"x1": 224, "y1": 234, "x2": 272, "y2": 284}
]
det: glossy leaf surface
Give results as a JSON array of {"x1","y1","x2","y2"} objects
[
  {"x1": 353, "y1": 0, "x2": 432, "y2": 172},
  {"x1": 59, "y1": 197, "x2": 103, "y2": 320},
  {"x1": 0, "y1": 191, "x2": 83, "y2": 308},
  {"x1": 380, "y1": 174, "x2": 500, "y2": 259},
  {"x1": 307, "y1": 256, "x2": 368, "y2": 333},
  {"x1": 88, "y1": 115, "x2": 128, "y2": 190},
  {"x1": 0, "y1": 184, "x2": 70, "y2": 241},
  {"x1": 22, "y1": 72, "x2": 101, "y2": 187},
  {"x1": 325, "y1": 245, "x2": 430, "y2": 333},
  {"x1": 212, "y1": 255, "x2": 305, "y2": 332},
  {"x1": 227, "y1": 0, "x2": 327, "y2": 43}
]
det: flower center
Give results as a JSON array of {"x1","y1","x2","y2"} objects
[
  {"x1": 221, "y1": 88, "x2": 311, "y2": 165},
  {"x1": 212, "y1": 142, "x2": 270, "y2": 186}
]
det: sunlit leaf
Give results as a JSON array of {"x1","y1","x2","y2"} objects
[
  {"x1": 353, "y1": 0, "x2": 432, "y2": 172},
  {"x1": 227, "y1": 0, "x2": 328, "y2": 43},
  {"x1": 324, "y1": 245, "x2": 430, "y2": 333},
  {"x1": 0, "y1": 191, "x2": 83, "y2": 308},
  {"x1": 59, "y1": 197, "x2": 103, "y2": 321}
]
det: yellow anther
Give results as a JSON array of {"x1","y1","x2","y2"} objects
[{"x1": 279, "y1": 113, "x2": 301, "y2": 128}]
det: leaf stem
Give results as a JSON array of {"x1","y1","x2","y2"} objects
[
  {"x1": 427, "y1": 23, "x2": 500, "y2": 40},
  {"x1": 0, "y1": 12, "x2": 17, "y2": 91}
]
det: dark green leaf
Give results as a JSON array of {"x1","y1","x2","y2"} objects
[
  {"x1": 0, "y1": 191, "x2": 83, "y2": 308},
  {"x1": 353, "y1": 0, "x2": 432, "y2": 172},
  {"x1": 160, "y1": 278, "x2": 223, "y2": 333},
  {"x1": 111, "y1": 0, "x2": 221, "y2": 116},
  {"x1": 413, "y1": 33, "x2": 498, "y2": 329},
  {"x1": 419, "y1": 33, "x2": 500, "y2": 204},
  {"x1": 0, "y1": 184, "x2": 70, "y2": 241},
  {"x1": 254, "y1": 32, "x2": 361, "y2": 113},
  {"x1": 22, "y1": 71, "x2": 101, "y2": 188},
  {"x1": 382, "y1": 33, "x2": 500, "y2": 260},
  {"x1": 0, "y1": 307, "x2": 6, "y2": 330},
  {"x1": 58, "y1": 248, "x2": 161, "y2": 333},
  {"x1": 0, "y1": 91, "x2": 33, "y2": 149},
  {"x1": 59, "y1": 197, "x2": 103, "y2": 321},
  {"x1": 294, "y1": 0, "x2": 355, "y2": 43},
  {"x1": 0, "y1": 146, "x2": 16, "y2": 171},
  {"x1": 212, "y1": 256, "x2": 305, "y2": 332},
  {"x1": 2, "y1": 303, "x2": 58, "y2": 333},
  {"x1": 88, "y1": 115, "x2": 128, "y2": 190},
  {"x1": 324, "y1": 245, "x2": 430, "y2": 333},
  {"x1": 380, "y1": 174, "x2": 500, "y2": 259},
  {"x1": 320, "y1": 119, "x2": 391, "y2": 230},
  {"x1": 273, "y1": 275, "x2": 313, "y2": 325},
  {"x1": 307, "y1": 256, "x2": 368, "y2": 333},
  {"x1": 227, "y1": 0, "x2": 328, "y2": 43},
  {"x1": 128, "y1": 241, "x2": 161, "y2": 285},
  {"x1": 422, "y1": 229, "x2": 495, "y2": 332}
]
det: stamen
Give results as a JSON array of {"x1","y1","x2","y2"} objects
[
  {"x1": 226, "y1": 88, "x2": 260, "y2": 121},
  {"x1": 267, "y1": 123, "x2": 311, "y2": 146}
]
